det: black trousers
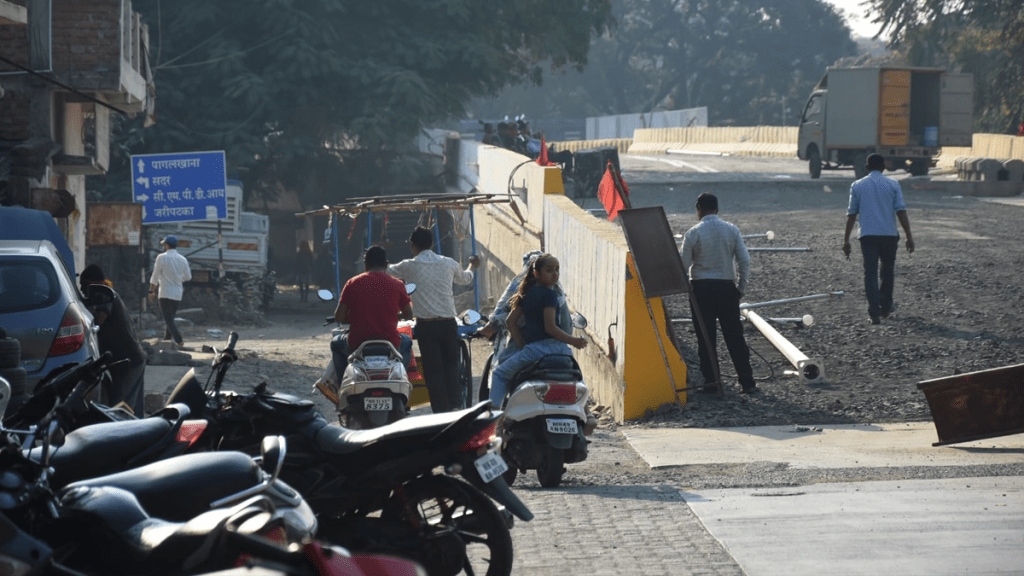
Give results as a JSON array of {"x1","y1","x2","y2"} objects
[
  {"x1": 158, "y1": 298, "x2": 183, "y2": 345},
  {"x1": 414, "y1": 318, "x2": 463, "y2": 413},
  {"x1": 689, "y1": 280, "x2": 755, "y2": 389}
]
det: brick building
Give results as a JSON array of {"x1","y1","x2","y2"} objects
[{"x1": 0, "y1": 0, "x2": 153, "y2": 272}]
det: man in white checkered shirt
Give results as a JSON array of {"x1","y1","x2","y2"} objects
[{"x1": 388, "y1": 226, "x2": 480, "y2": 412}]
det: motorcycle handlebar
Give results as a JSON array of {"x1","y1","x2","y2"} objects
[{"x1": 226, "y1": 332, "x2": 238, "y2": 351}]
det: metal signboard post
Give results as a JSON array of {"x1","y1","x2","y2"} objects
[{"x1": 130, "y1": 150, "x2": 228, "y2": 223}]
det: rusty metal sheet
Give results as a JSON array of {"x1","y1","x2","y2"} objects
[
  {"x1": 917, "y1": 363, "x2": 1024, "y2": 446},
  {"x1": 87, "y1": 202, "x2": 142, "y2": 246},
  {"x1": 618, "y1": 206, "x2": 689, "y2": 298}
]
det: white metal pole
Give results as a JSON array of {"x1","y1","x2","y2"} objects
[{"x1": 741, "y1": 309, "x2": 825, "y2": 384}]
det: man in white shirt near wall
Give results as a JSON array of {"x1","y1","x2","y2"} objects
[
  {"x1": 679, "y1": 193, "x2": 758, "y2": 395},
  {"x1": 388, "y1": 226, "x2": 479, "y2": 412},
  {"x1": 148, "y1": 235, "x2": 192, "y2": 350}
]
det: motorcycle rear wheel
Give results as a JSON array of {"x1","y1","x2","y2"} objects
[
  {"x1": 382, "y1": 475, "x2": 513, "y2": 576},
  {"x1": 536, "y1": 445, "x2": 565, "y2": 488}
]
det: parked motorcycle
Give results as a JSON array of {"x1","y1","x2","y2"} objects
[
  {"x1": 167, "y1": 332, "x2": 530, "y2": 576},
  {"x1": 0, "y1": 375, "x2": 425, "y2": 576},
  {"x1": 480, "y1": 313, "x2": 593, "y2": 488}
]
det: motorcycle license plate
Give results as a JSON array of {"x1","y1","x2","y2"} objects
[
  {"x1": 474, "y1": 452, "x2": 508, "y2": 483},
  {"x1": 364, "y1": 396, "x2": 393, "y2": 411},
  {"x1": 365, "y1": 356, "x2": 389, "y2": 369},
  {"x1": 545, "y1": 418, "x2": 578, "y2": 435}
]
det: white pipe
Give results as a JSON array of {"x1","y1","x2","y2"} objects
[
  {"x1": 741, "y1": 309, "x2": 825, "y2": 384},
  {"x1": 743, "y1": 231, "x2": 775, "y2": 241},
  {"x1": 740, "y1": 291, "x2": 844, "y2": 311},
  {"x1": 671, "y1": 315, "x2": 814, "y2": 327},
  {"x1": 747, "y1": 247, "x2": 810, "y2": 252}
]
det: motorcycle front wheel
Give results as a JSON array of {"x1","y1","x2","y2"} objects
[{"x1": 382, "y1": 475, "x2": 514, "y2": 576}]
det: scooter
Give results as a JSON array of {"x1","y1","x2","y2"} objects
[
  {"x1": 313, "y1": 288, "x2": 415, "y2": 429},
  {"x1": 487, "y1": 313, "x2": 593, "y2": 488}
]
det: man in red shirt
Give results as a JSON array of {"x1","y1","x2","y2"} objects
[{"x1": 330, "y1": 245, "x2": 414, "y2": 382}]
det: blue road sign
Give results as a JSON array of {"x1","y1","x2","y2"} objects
[{"x1": 131, "y1": 150, "x2": 228, "y2": 223}]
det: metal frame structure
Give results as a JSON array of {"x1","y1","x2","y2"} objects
[{"x1": 295, "y1": 193, "x2": 520, "y2": 307}]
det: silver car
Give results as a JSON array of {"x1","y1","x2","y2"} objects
[{"x1": 0, "y1": 240, "x2": 100, "y2": 389}]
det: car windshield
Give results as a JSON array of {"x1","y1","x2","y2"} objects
[{"x1": 0, "y1": 258, "x2": 60, "y2": 314}]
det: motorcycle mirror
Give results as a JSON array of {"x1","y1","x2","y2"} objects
[
  {"x1": 405, "y1": 282, "x2": 417, "y2": 295},
  {"x1": 259, "y1": 435, "x2": 287, "y2": 482},
  {"x1": 0, "y1": 376, "x2": 9, "y2": 423},
  {"x1": 571, "y1": 313, "x2": 589, "y2": 330},
  {"x1": 460, "y1": 309, "x2": 482, "y2": 325},
  {"x1": 317, "y1": 289, "x2": 334, "y2": 302}
]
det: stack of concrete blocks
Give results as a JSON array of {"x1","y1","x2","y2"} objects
[
  {"x1": 954, "y1": 157, "x2": 1024, "y2": 182},
  {"x1": 953, "y1": 157, "x2": 1024, "y2": 196}
]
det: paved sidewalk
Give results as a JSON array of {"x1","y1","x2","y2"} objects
[{"x1": 621, "y1": 424, "x2": 1024, "y2": 576}]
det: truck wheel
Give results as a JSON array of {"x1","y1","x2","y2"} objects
[
  {"x1": 808, "y1": 149, "x2": 822, "y2": 179},
  {"x1": 909, "y1": 160, "x2": 929, "y2": 176},
  {"x1": 853, "y1": 153, "x2": 868, "y2": 179}
]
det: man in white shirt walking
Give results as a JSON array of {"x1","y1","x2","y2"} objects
[
  {"x1": 388, "y1": 226, "x2": 479, "y2": 412},
  {"x1": 148, "y1": 235, "x2": 192, "y2": 350}
]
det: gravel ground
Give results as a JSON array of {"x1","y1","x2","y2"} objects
[{"x1": 547, "y1": 154, "x2": 1024, "y2": 490}]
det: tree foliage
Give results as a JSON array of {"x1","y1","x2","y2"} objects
[
  {"x1": 865, "y1": 0, "x2": 1024, "y2": 132},
  {"x1": 472, "y1": 0, "x2": 857, "y2": 126},
  {"x1": 92, "y1": 0, "x2": 612, "y2": 206}
]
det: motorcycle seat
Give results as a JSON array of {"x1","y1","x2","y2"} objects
[
  {"x1": 59, "y1": 484, "x2": 278, "y2": 571},
  {"x1": 262, "y1": 392, "x2": 320, "y2": 423},
  {"x1": 512, "y1": 354, "x2": 582, "y2": 384},
  {"x1": 64, "y1": 451, "x2": 262, "y2": 522},
  {"x1": 313, "y1": 402, "x2": 489, "y2": 455},
  {"x1": 36, "y1": 417, "x2": 176, "y2": 488}
]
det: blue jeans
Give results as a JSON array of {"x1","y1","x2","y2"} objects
[
  {"x1": 859, "y1": 236, "x2": 899, "y2": 317},
  {"x1": 331, "y1": 333, "x2": 412, "y2": 383},
  {"x1": 489, "y1": 339, "x2": 572, "y2": 407}
]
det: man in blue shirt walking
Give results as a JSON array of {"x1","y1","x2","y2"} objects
[{"x1": 842, "y1": 154, "x2": 916, "y2": 324}]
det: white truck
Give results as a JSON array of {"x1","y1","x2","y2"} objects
[
  {"x1": 145, "y1": 180, "x2": 274, "y2": 307},
  {"x1": 797, "y1": 66, "x2": 973, "y2": 179}
]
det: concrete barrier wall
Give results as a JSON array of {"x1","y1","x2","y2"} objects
[
  {"x1": 628, "y1": 126, "x2": 799, "y2": 157},
  {"x1": 619, "y1": 126, "x2": 1024, "y2": 164},
  {"x1": 543, "y1": 195, "x2": 630, "y2": 418},
  {"x1": 552, "y1": 138, "x2": 632, "y2": 155},
  {"x1": 465, "y1": 140, "x2": 686, "y2": 422}
]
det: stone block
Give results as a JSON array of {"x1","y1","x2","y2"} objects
[
  {"x1": 1002, "y1": 159, "x2": 1024, "y2": 182},
  {"x1": 976, "y1": 158, "x2": 1003, "y2": 181}
]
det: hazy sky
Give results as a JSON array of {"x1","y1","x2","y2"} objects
[{"x1": 823, "y1": 0, "x2": 887, "y2": 39}]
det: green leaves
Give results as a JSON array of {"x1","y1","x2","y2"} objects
[{"x1": 90, "y1": 0, "x2": 612, "y2": 205}]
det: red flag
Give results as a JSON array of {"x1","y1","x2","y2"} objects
[
  {"x1": 597, "y1": 164, "x2": 626, "y2": 221},
  {"x1": 536, "y1": 138, "x2": 555, "y2": 166}
]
